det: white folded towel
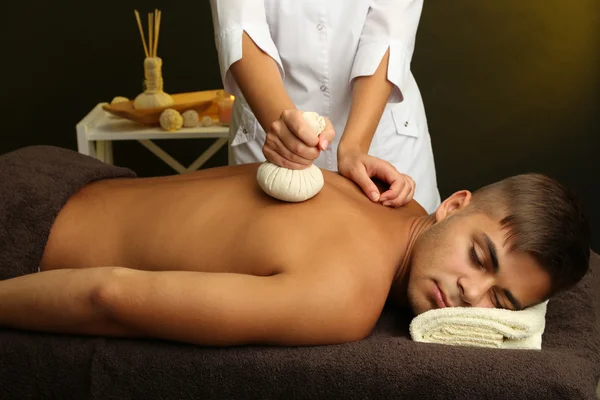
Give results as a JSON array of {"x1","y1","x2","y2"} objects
[{"x1": 409, "y1": 301, "x2": 548, "y2": 350}]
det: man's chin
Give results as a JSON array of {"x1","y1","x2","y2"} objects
[
  {"x1": 412, "y1": 303, "x2": 435, "y2": 316},
  {"x1": 407, "y1": 292, "x2": 435, "y2": 316}
]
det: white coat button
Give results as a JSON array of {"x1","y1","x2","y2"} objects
[
  {"x1": 320, "y1": 85, "x2": 327, "y2": 92},
  {"x1": 317, "y1": 24, "x2": 324, "y2": 30}
]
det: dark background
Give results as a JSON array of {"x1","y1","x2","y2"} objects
[{"x1": 2, "y1": 1, "x2": 599, "y2": 251}]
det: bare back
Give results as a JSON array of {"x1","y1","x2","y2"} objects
[
  {"x1": 27, "y1": 163, "x2": 431, "y2": 346},
  {"x1": 41, "y1": 164, "x2": 426, "y2": 284}
]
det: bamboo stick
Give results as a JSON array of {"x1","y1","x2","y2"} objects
[
  {"x1": 134, "y1": 10, "x2": 149, "y2": 57},
  {"x1": 148, "y1": 12, "x2": 154, "y2": 58},
  {"x1": 154, "y1": 9, "x2": 161, "y2": 57}
]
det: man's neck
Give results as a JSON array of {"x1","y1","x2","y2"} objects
[{"x1": 388, "y1": 214, "x2": 436, "y2": 307}]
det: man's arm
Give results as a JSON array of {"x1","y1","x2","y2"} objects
[{"x1": 0, "y1": 267, "x2": 372, "y2": 346}]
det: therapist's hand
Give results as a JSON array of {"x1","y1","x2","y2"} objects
[
  {"x1": 263, "y1": 109, "x2": 336, "y2": 169},
  {"x1": 338, "y1": 148, "x2": 415, "y2": 207}
]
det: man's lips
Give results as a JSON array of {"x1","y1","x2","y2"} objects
[{"x1": 433, "y1": 281, "x2": 448, "y2": 308}]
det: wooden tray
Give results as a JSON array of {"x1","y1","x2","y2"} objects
[{"x1": 102, "y1": 90, "x2": 223, "y2": 126}]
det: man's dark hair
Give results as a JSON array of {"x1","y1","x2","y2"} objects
[{"x1": 471, "y1": 173, "x2": 591, "y2": 296}]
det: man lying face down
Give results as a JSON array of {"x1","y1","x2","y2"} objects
[{"x1": 0, "y1": 146, "x2": 590, "y2": 347}]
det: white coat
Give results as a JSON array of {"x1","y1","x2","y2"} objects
[{"x1": 210, "y1": 0, "x2": 441, "y2": 213}]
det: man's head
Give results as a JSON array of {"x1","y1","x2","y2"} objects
[{"x1": 406, "y1": 173, "x2": 590, "y2": 315}]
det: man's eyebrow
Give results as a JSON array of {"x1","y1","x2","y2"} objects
[
  {"x1": 504, "y1": 290, "x2": 523, "y2": 311},
  {"x1": 483, "y1": 233, "x2": 499, "y2": 273}
]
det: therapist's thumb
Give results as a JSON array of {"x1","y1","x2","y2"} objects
[{"x1": 318, "y1": 118, "x2": 336, "y2": 151}]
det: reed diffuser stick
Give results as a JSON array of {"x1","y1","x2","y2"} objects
[{"x1": 134, "y1": 10, "x2": 149, "y2": 57}]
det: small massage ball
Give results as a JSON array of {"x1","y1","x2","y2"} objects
[
  {"x1": 182, "y1": 110, "x2": 200, "y2": 128},
  {"x1": 159, "y1": 109, "x2": 183, "y2": 131},
  {"x1": 110, "y1": 96, "x2": 129, "y2": 104},
  {"x1": 201, "y1": 115, "x2": 213, "y2": 127}
]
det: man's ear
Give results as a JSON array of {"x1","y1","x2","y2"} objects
[{"x1": 434, "y1": 190, "x2": 472, "y2": 222}]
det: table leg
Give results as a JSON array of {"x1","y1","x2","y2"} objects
[
  {"x1": 79, "y1": 140, "x2": 97, "y2": 159},
  {"x1": 227, "y1": 139, "x2": 233, "y2": 166},
  {"x1": 104, "y1": 141, "x2": 114, "y2": 164},
  {"x1": 186, "y1": 139, "x2": 228, "y2": 172},
  {"x1": 96, "y1": 141, "x2": 106, "y2": 163},
  {"x1": 76, "y1": 104, "x2": 104, "y2": 159},
  {"x1": 138, "y1": 140, "x2": 187, "y2": 174}
]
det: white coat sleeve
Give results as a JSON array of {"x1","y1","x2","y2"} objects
[
  {"x1": 349, "y1": 0, "x2": 423, "y2": 102},
  {"x1": 209, "y1": 0, "x2": 285, "y2": 97}
]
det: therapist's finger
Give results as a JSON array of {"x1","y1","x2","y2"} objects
[
  {"x1": 348, "y1": 165, "x2": 381, "y2": 202},
  {"x1": 281, "y1": 110, "x2": 320, "y2": 148},
  {"x1": 318, "y1": 118, "x2": 336, "y2": 151},
  {"x1": 378, "y1": 171, "x2": 412, "y2": 201},
  {"x1": 379, "y1": 179, "x2": 403, "y2": 204},
  {"x1": 268, "y1": 121, "x2": 317, "y2": 162},
  {"x1": 263, "y1": 146, "x2": 310, "y2": 170},
  {"x1": 382, "y1": 179, "x2": 413, "y2": 207},
  {"x1": 382, "y1": 176, "x2": 415, "y2": 207},
  {"x1": 276, "y1": 125, "x2": 320, "y2": 161},
  {"x1": 366, "y1": 159, "x2": 408, "y2": 203},
  {"x1": 367, "y1": 158, "x2": 401, "y2": 187},
  {"x1": 264, "y1": 131, "x2": 313, "y2": 168}
]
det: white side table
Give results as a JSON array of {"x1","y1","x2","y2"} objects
[{"x1": 76, "y1": 103, "x2": 231, "y2": 173}]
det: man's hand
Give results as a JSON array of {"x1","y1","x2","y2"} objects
[
  {"x1": 338, "y1": 148, "x2": 415, "y2": 207},
  {"x1": 263, "y1": 109, "x2": 336, "y2": 169}
]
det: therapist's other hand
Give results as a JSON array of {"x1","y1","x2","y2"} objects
[
  {"x1": 338, "y1": 149, "x2": 415, "y2": 207},
  {"x1": 263, "y1": 109, "x2": 336, "y2": 169}
]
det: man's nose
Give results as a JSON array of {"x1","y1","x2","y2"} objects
[{"x1": 458, "y1": 274, "x2": 495, "y2": 306}]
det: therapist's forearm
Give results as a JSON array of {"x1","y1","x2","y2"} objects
[
  {"x1": 339, "y1": 49, "x2": 394, "y2": 154},
  {"x1": 229, "y1": 31, "x2": 296, "y2": 132}
]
